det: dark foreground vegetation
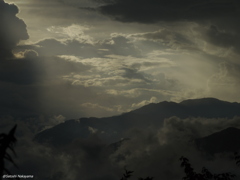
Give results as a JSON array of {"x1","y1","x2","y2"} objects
[
  {"x1": 120, "y1": 155, "x2": 238, "y2": 180},
  {"x1": 1, "y1": 125, "x2": 240, "y2": 180},
  {"x1": 0, "y1": 125, "x2": 18, "y2": 180}
]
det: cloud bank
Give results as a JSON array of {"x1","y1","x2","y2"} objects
[
  {"x1": 97, "y1": 0, "x2": 240, "y2": 23},
  {"x1": 0, "y1": 0, "x2": 28, "y2": 58}
]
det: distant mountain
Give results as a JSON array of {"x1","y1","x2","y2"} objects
[
  {"x1": 195, "y1": 127, "x2": 240, "y2": 154},
  {"x1": 34, "y1": 98, "x2": 240, "y2": 146}
]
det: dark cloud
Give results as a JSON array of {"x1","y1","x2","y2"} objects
[
  {"x1": 121, "y1": 67, "x2": 151, "y2": 82},
  {"x1": 0, "y1": 55, "x2": 89, "y2": 85},
  {"x1": 205, "y1": 25, "x2": 240, "y2": 53},
  {"x1": 0, "y1": 82, "x2": 43, "y2": 117},
  {"x1": 0, "y1": 58, "x2": 45, "y2": 85},
  {"x1": 0, "y1": 1, "x2": 34, "y2": 117},
  {"x1": 101, "y1": 34, "x2": 141, "y2": 57},
  {"x1": 0, "y1": 55, "x2": 94, "y2": 118},
  {"x1": 0, "y1": 0, "x2": 29, "y2": 58},
  {"x1": 96, "y1": 0, "x2": 240, "y2": 23}
]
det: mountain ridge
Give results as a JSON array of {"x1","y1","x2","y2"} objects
[{"x1": 34, "y1": 97, "x2": 240, "y2": 146}]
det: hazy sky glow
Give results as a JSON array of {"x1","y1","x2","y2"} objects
[{"x1": 2, "y1": 0, "x2": 240, "y2": 119}]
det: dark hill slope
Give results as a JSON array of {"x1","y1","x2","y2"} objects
[
  {"x1": 195, "y1": 127, "x2": 240, "y2": 154},
  {"x1": 34, "y1": 98, "x2": 240, "y2": 146}
]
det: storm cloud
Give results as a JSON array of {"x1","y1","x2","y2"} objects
[
  {"x1": 97, "y1": 0, "x2": 240, "y2": 23},
  {"x1": 0, "y1": 0, "x2": 28, "y2": 58}
]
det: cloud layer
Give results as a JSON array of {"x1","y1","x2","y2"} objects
[{"x1": 97, "y1": 0, "x2": 240, "y2": 23}]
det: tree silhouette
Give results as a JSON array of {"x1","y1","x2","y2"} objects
[
  {"x1": 234, "y1": 152, "x2": 240, "y2": 166},
  {"x1": 180, "y1": 156, "x2": 236, "y2": 180},
  {"x1": 138, "y1": 177, "x2": 154, "y2": 180},
  {"x1": 120, "y1": 167, "x2": 153, "y2": 180},
  {"x1": 0, "y1": 125, "x2": 18, "y2": 180}
]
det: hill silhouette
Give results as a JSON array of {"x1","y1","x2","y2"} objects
[
  {"x1": 34, "y1": 98, "x2": 240, "y2": 146},
  {"x1": 195, "y1": 127, "x2": 240, "y2": 155}
]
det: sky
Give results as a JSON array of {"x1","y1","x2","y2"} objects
[
  {"x1": 1, "y1": 0, "x2": 240, "y2": 120},
  {"x1": 2, "y1": 1, "x2": 240, "y2": 179}
]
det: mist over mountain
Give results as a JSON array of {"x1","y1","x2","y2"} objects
[
  {"x1": 2, "y1": 97, "x2": 240, "y2": 180},
  {"x1": 34, "y1": 98, "x2": 240, "y2": 146}
]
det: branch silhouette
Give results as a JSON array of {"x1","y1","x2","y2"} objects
[
  {"x1": 180, "y1": 156, "x2": 236, "y2": 180},
  {"x1": 120, "y1": 168, "x2": 134, "y2": 180},
  {"x1": 0, "y1": 125, "x2": 18, "y2": 180},
  {"x1": 120, "y1": 167, "x2": 153, "y2": 180}
]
